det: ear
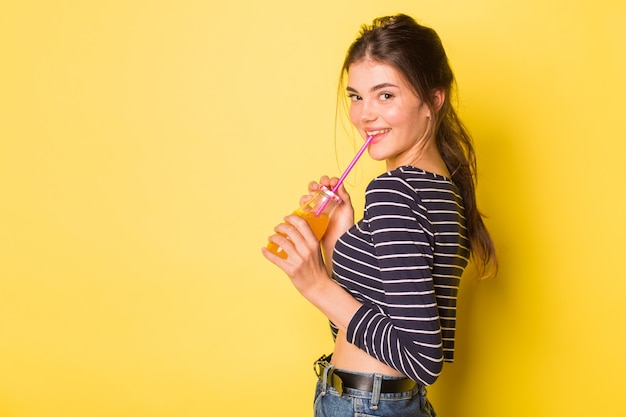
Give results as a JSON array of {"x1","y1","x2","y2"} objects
[{"x1": 431, "y1": 88, "x2": 446, "y2": 114}]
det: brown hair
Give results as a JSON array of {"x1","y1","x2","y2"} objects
[{"x1": 341, "y1": 14, "x2": 498, "y2": 278}]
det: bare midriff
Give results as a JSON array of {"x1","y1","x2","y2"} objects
[{"x1": 331, "y1": 330, "x2": 405, "y2": 377}]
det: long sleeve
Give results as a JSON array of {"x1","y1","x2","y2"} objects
[
  {"x1": 335, "y1": 173, "x2": 443, "y2": 385},
  {"x1": 351, "y1": 175, "x2": 443, "y2": 385},
  {"x1": 332, "y1": 167, "x2": 468, "y2": 385}
]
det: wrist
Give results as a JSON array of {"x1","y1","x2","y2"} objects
[
  {"x1": 302, "y1": 276, "x2": 362, "y2": 332},
  {"x1": 299, "y1": 270, "x2": 333, "y2": 302}
]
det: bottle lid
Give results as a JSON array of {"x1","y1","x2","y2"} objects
[{"x1": 319, "y1": 185, "x2": 342, "y2": 204}]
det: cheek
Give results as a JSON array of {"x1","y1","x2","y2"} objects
[
  {"x1": 348, "y1": 106, "x2": 359, "y2": 126},
  {"x1": 383, "y1": 106, "x2": 407, "y2": 125}
]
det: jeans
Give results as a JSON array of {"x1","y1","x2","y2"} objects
[{"x1": 313, "y1": 369, "x2": 437, "y2": 417}]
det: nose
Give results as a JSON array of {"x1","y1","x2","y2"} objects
[{"x1": 359, "y1": 100, "x2": 377, "y2": 123}]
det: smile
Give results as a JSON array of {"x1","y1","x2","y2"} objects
[{"x1": 366, "y1": 128, "x2": 391, "y2": 137}]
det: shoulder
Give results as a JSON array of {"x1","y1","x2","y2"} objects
[
  {"x1": 365, "y1": 170, "x2": 414, "y2": 206},
  {"x1": 364, "y1": 167, "x2": 426, "y2": 213},
  {"x1": 364, "y1": 166, "x2": 463, "y2": 219},
  {"x1": 367, "y1": 166, "x2": 453, "y2": 195}
]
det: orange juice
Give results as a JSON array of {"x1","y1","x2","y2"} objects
[
  {"x1": 266, "y1": 185, "x2": 341, "y2": 259},
  {"x1": 266, "y1": 210, "x2": 330, "y2": 259},
  {"x1": 297, "y1": 210, "x2": 330, "y2": 239}
]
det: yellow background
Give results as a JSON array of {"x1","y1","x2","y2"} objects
[{"x1": 1, "y1": 1, "x2": 625, "y2": 416}]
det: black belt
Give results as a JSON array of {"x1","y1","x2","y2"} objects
[{"x1": 314, "y1": 355, "x2": 417, "y2": 396}]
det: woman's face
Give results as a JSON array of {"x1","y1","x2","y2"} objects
[{"x1": 347, "y1": 60, "x2": 433, "y2": 170}]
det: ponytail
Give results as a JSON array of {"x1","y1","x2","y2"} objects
[{"x1": 437, "y1": 103, "x2": 498, "y2": 279}]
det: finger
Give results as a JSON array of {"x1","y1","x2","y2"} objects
[
  {"x1": 274, "y1": 222, "x2": 299, "y2": 240},
  {"x1": 318, "y1": 176, "x2": 331, "y2": 187},
  {"x1": 275, "y1": 218, "x2": 317, "y2": 250},
  {"x1": 328, "y1": 176, "x2": 345, "y2": 191},
  {"x1": 267, "y1": 230, "x2": 292, "y2": 253},
  {"x1": 285, "y1": 214, "x2": 316, "y2": 240},
  {"x1": 269, "y1": 227, "x2": 306, "y2": 264},
  {"x1": 261, "y1": 246, "x2": 286, "y2": 264},
  {"x1": 261, "y1": 246, "x2": 298, "y2": 276},
  {"x1": 332, "y1": 181, "x2": 351, "y2": 202},
  {"x1": 299, "y1": 193, "x2": 314, "y2": 206},
  {"x1": 268, "y1": 223, "x2": 308, "y2": 262}
]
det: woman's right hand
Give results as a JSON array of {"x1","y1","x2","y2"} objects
[{"x1": 303, "y1": 176, "x2": 355, "y2": 259}]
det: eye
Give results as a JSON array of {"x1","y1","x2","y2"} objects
[
  {"x1": 348, "y1": 93, "x2": 362, "y2": 102},
  {"x1": 379, "y1": 92, "x2": 393, "y2": 100}
]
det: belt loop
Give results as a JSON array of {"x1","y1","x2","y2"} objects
[
  {"x1": 370, "y1": 373, "x2": 383, "y2": 410},
  {"x1": 321, "y1": 362, "x2": 335, "y2": 396},
  {"x1": 418, "y1": 385, "x2": 428, "y2": 410}
]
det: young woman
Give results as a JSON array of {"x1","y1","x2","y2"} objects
[{"x1": 262, "y1": 14, "x2": 497, "y2": 417}]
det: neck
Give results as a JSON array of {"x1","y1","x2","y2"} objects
[{"x1": 386, "y1": 140, "x2": 450, "y2": 178}]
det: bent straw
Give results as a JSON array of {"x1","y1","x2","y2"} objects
[{"x1": 315, "y1": 135, "x2": 374, "y2": 216}]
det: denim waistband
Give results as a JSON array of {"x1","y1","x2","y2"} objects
[{"x1": 313, "y1": 354, "x2": 420, "y2": 396}]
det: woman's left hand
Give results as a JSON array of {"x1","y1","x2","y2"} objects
[{"x1": 262, "y1": 214, "x2": 331, "y2": 295}]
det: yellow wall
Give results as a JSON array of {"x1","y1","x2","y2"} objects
[{"x1": 1, "y1": 1, "x2": 625, "y2": 415}]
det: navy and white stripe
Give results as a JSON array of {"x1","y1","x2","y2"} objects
[{"x1": 331, "y1": 166, "x2": 470, "y2": 386}]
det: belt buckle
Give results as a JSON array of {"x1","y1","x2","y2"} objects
[
  {"x1": 313, "y1": 354, "x2": 344, "y2": 396},
  {"x1": 313, "y1": 353, "x2": 330, "y2": 378}
]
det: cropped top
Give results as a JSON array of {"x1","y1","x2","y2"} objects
[{"x1": 331, "y1": 166, "x2": 470, "y2": 385}]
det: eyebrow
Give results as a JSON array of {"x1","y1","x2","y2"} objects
[{"x1": 346, "y1": 83, "x2": 400, "y2": 94}]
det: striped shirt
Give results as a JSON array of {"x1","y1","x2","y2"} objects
[{"x1": 331, "y1": 165, "x2": 470, "y2": 385}]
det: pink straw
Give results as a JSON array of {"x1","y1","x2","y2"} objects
[
  {"x1": 331, "y1": 135, "x2": 374, "y2": 193},
  {"x1": 315, "y1": 135, "x2": 374, "y2": 215}
]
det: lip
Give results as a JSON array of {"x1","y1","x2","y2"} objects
[{"x1": 365, "y1": 128, "x2": 391, "y2": 143}]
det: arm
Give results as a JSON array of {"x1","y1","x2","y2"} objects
[
  {"x1": 302, "y1": 178, "x2": 355, "y2": 276},
  {"x1": 262, "y1": 212, "x2": 362, "y2": 332},
  {"x1": 262, "y1": 177, "x2": 360, "y2": 331},
  {"x1": 343, "y1": 175, "x2": 443, "y2": 385}
]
